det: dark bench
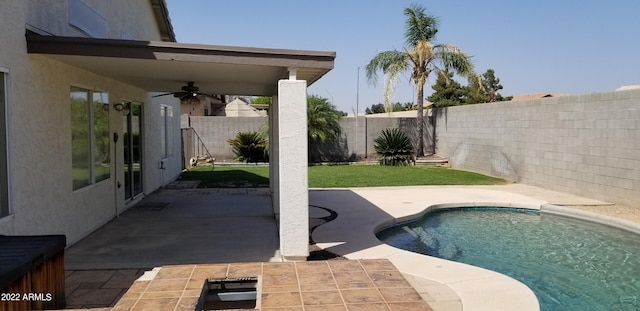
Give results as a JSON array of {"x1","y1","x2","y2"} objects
[{"x1": 0, "y1": 235, "x2": 66, "y2": 310}]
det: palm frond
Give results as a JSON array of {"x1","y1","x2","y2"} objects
[
  {"x1": 468, "y1": 73, "x2": 485, "y2": 93},
  {"x1": 404, "y1": 4, "x2": 439, "y2": 47},
  {"x1": 365, "y1": 50, "x2": 407, "y2": 86},
  {"x1": 433, "y1": 45, "x2": 475, "y2": 76},
  {"x1": 406, "y1": 40, "x2": 434, "y2": 68},
  {"x1": 434, "y1": 68, "x2": 452, "y2": 85}
]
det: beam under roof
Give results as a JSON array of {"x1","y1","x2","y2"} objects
[{"x1": 26, "y1": 31, "x2": 335, "y2": 96}]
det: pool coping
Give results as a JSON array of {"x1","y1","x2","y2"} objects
[
  {"x1": 310, "y1": 186, "x2": 640, "y2": 311},
  {"x1": 541, "y1": 204, "x2": 640, "y2": 235}
]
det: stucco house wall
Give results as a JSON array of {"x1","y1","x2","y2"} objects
[
  {"x1": 0, "y1": 0, "x2": 182, "y2": 245},
  {"x1": 25, "y1": 0, "x2": 163, "y2": 40}
]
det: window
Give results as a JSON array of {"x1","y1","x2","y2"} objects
[
  {"x1": 68, "y1": 0, "x2": 108, "y2": 38},
  {"x1": 0, "y1": 71, "x2": 9, "y2": 218},
  {"x1": 160, "y1": 105, "x2": 173, "y2": 158},
  {"x1": 70, "y1": 87, "x2": 110, "y2": 190}
]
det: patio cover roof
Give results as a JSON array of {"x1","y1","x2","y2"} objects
[{"x1": 25, "y1": 31, "x2": 335, "y2": 96}]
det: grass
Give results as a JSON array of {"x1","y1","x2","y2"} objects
[{"x1": 179, "y1": 165, "x2": 506, "y2": 188}]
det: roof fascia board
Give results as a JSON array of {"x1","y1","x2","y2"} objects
[{"x1": 26, "y1": 31, "x2": 335, "y2": 70}]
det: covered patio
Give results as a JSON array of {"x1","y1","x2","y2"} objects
[
  {"x1": 27, "y1": 31, "x2": 336, "y2": 261},
  {"x1": 64, "y1": 188, "x2": 278, "y2": 270},
  {"x1": 62, "y1": 186, "x2": 438, "y2": 310}
]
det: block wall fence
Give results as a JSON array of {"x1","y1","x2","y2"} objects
[
  {"x1": 181, "y1": 115, "x2": 421, "y2": 162},
  {"x1": 435, "y1": 89, "x2": 640, "y2": 208},
  {"x1": 182, "y1": 89, "x2": 639, "y2": 207}
]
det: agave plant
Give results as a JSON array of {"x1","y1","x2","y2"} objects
[
  {"x1": 374, "y1": 128, "x2": 414, "y2": 166},
  {"x1": 227, "y1": 131, "x2": 268, "y2": 163}
]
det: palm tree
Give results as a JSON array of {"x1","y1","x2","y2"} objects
[
  {"x1": 307, "y1": 95, "x2": 342, "y2": 144},
  {"x1": 366, "y1": 3, "x2": 476, "y2": 157},
  {"x1": 307, "y1": 95, "x2": 344, "y2": 162}
]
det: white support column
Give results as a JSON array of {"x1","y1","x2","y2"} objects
[
  {"x1": 276, "y1": 75, "x2": 308, "y2": 261},
  {"x1": 269, "y1": 95, "x2": 279, "y2": 215}
]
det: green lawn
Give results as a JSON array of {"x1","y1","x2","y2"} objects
[{"x1": 180, "y1": 165, "x2": 506, "y2": 188}]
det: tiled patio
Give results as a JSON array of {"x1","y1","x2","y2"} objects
[
  {"x1": 64, "y1": 269, "x2": 146, "y2": 309},
  {"x1": 63, "y1": 259, "x2": 433, "y2": 311}
]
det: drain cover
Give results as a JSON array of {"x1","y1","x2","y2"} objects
[{"x1": 197, "y1": 277, "x2": 258, "y2": 310}]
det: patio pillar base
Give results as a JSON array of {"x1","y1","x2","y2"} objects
[{"x1": 282, "y1": 255, "x2": 307, "y2": 262}]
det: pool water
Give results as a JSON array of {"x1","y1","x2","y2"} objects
[{"x1": 376, "y1": 207, "x2": 640, "y2": 311}]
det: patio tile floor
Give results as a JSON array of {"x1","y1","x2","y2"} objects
[
  {"x1": 62, "y1": 259, "x2": 433, "y2": 311},
  {"x1": 64, "y1": 269, "x2": 146, "y2": 309}
]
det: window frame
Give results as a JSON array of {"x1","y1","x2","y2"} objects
[
  {"x1": 160, "y1": 105, "x2": 173, "y2": 159},
  {"x1": 0, "y1": 68, "x2": 11, "y2": 219},
  {"x1": 70, "y1": 86, "x2": 110, "y2": 191}
]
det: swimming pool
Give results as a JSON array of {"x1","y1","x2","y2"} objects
[{"x1": 376, "y1": 207, "x2": 640, "y2": 311}]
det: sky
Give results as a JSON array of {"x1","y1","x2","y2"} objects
[{"x1": 165, "y1": 1, "x2": 640, "y2": 114}]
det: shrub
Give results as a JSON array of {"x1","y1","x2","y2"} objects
[
  {"x1": 307, "y1": 94, "x2": 346, "y2": 163},
  {"x1": 373, "y1": 128, "x2": 414, "y2": 166},
  {"x1": 227, "y1": 131, "x2": 268, "y2": 163}
]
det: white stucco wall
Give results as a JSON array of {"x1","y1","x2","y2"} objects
[
  {"x1": 26, "y1": 0, "x2": 163, "y2": 40},
  {"x1": 0, "y1": 1, "x2": 182, "y2": 245},
  {"x1": 146, "y1": 96, "x2": 183, "y2": 192}
]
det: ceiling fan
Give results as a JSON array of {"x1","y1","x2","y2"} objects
[{"x1": 152, "y1": 81, "x2": 212, "y2": 100}]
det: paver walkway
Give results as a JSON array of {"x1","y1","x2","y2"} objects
[
  {"x1": 64, "y1": 269, "x2": 145, "y2": 309},
  {"x1": 63, "y1": 260, "x2": 433, "y2": 311}
]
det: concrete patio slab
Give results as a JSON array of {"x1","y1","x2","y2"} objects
[{"x1": 65, "y1": 188, "x2": 280, "y2": 270}]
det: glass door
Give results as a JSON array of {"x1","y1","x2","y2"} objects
[{"x1": 123, "y1": 102, "x2": 143, "y2": 200}]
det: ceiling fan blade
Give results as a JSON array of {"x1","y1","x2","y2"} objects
[
  {"x1": 152, "y1": 92, "x2": 175, "y2": 97},
  {"x1": 196, "y1": 92, "x2": 216, "y2": 98}
]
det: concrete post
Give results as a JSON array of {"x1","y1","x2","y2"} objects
[
  {"x1": 276, "y1": 76, "x2": 308, "y2": 261},
  {"x1": 269, "y1": 95, "x2": 279, "y2": 215}
]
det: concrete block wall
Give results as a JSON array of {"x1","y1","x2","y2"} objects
[
  {"x1": 340, "y1": 117, "x2": 421, "y2": 160},
  {"x1": 182, "y1": 115, "x2": 268, "y2": 161},
  {"x1": 436, "y1": 89, "x2": 640, "y2": 207},
  {"x1": 182, "y1": 115, "x2": 422, "y2": 162}
]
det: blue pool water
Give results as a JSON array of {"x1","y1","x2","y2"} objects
[{"x1": 376, "y1": 207, "x2": 640, "y2": 311}]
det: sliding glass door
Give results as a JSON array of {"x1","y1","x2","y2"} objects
[{"x1": 123, "y1": 102, "x2": 143, "y2": 200}]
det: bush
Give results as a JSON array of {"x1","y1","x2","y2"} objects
[
  {"x1": 373, "y1": 128, "x2": 414, "y2": 166},
  {"x1": 227, "y1": 131, "x2": 268, "y2": 163}
]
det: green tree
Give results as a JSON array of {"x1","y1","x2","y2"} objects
[
  {"x1": 365, "y1": 102, "x2": 415, "y2": 114},
  {"x1": 251, "y1": 96, "x2": 272, "y2": 105},
  {"x1": 427, "y1": 71, "x2": 466, "y2": 107},
  {"x1": 366, "y1": 4, "x2": 476, "y2": 157},
  {"x1": 227, "y1": 131, "x2": 269, "y2": 163},
  {"x1": 463, "y1": 74, "x2": 489, "y2": 104},
  {"x1": 482, "y1": 69, "x2": 506, "y2": 102},
  {"x1": 307, "y1": 95, "x2": 342, "y2": 144},
  {"x1": 464, "y1": 69, "x2": 510, "y2": 104},
  {"x1": 307, "y1": 95, "x2": 345, "y2": 162},
  {"x1": 365, "y1": 103, "x2": 385, "y2": 114}
]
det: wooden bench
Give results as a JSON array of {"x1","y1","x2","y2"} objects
[{"x1": 0, "y1": 235, "x2": 66, "y2": 310}]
